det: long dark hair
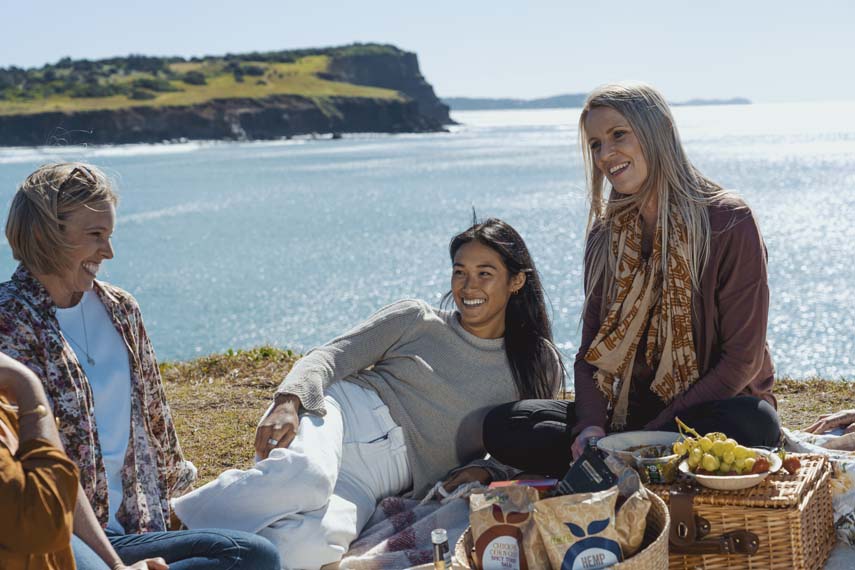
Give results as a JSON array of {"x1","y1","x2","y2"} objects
[{"x1": 443, "y1": 218, "x2": 563, "y2": 399}]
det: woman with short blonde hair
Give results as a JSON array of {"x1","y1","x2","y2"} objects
[
  {"x1": 7, "y1": 164, "x2": 117, "y2": 277},
  {"x1": 0, "y1": 162, "x2": 280, "y2": 569},
  {"x1": 484, "y1": 83, "x2": 780, "y2": 475}
]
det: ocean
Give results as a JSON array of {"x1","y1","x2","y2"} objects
[{"x1": 0, "y1": 101, "x2": 853, "y2": 379}]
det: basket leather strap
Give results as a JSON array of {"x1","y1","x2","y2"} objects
[{"x1": 669, "y1": 485, "x2": 760, "y2": 555}]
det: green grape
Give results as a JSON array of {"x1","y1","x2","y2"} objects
[
  {"x1": 702, "y1": 453, "x2": 720, "y2": 472},
  {"x1": 687, "y1": 455, "x2": 700, "y2": 469},
  {"x1": 690, "y1": 447, "x2": 703, "y2": 463},
  {"x1": 719, "y1": 462, "x2": 733, "y2": 473},
  {"x1": 734, "y1": 458, "x2": 746, "y2": 471},
  {"x1": 705, "y1": 432, "x2": 727, "y2": 442},
  {"x1": 699, "y1": 437, "x2": 713, "y2": 452},
  {"x1": 711, "y1": 440, "x2": 726, "y2": 457},
  {"x1": 744, "y1": 457, "x2": 756, "y2": 472},
  {"x1": 722, "y1": 450, "x2": 736, "y2": 464},
  {"x1": 673, "y1": 441, "x2": 687, "y2": 456},
  {"x1": 733, "y1": 445, "x2": 751, "y2": 460},
  {"x1": 722, "y1": 439, "x2": 737, "y2": 454}
]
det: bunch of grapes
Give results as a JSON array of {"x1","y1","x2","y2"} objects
[{"x1": 672, "y1": 418, "x2": 771, "y2": 476}]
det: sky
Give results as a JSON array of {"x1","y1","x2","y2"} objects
[{"x1": 2, "y1": 0, "x2": 853, "y2": 103}]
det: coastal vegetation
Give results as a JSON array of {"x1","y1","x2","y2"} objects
[
  {"x1": 0, "y1": 49, "x2": 402, "y2": 116},
  {"x1": 0, "y1": 43, "x2": 451, "y2": 145},
  {"x1": 162, "y1": 346, "x2": 854, "y2": 485}
]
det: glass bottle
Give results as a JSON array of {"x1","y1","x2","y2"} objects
[{"x1": 432, "y1": 528, "x2": 453, "y2": 570}]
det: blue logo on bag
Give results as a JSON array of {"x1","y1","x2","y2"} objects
[{"x1": 561, "y1": 518, "x2": 623, "y2": 570}]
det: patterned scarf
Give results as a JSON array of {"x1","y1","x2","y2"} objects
[{"x1": 584, "y1": 205, "x2": 700, "y2": 430}]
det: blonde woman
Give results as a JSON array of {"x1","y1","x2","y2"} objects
[
  {"x1": 0, "y1": 163, "x2": 280, "y2": 569},
  {"x1": 483, "y1": 82, "x2": 780, "y2": 475}
]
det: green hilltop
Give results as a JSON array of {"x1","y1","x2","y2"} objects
[{"x1": 0, "y1": 44, "x2": 405, "y2": 116}]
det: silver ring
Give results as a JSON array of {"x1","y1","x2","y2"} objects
[{"x1": 267, "y1": 437, "x2": 279, "y2": 446}]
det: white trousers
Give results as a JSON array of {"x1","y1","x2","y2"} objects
[{"x1": 172, "y1": 382, "x2": 413, "y2": 570}]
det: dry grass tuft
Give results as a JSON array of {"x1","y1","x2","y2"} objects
[{"x1": 162, "y1": 347, "x2": 854, "y2": 485}]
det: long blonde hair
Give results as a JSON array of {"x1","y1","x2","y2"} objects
[{"x1": 578, "y1": 82, "x2": 730, "y2": 315}]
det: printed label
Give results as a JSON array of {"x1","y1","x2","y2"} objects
[
  {"x1": 562, "y1": 538, "x2": 622, "y2": 570},
  {"x1": 482, "y1": 535, "x2": 522, "y2": 570}
]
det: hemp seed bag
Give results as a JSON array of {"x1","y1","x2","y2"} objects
[{"x1": 533, "y1": 487, "x2": 624, "y2": 570}]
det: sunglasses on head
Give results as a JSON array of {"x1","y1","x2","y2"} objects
[{"x1": 58, "y1": 165, "x2": 96, "y2": 193}]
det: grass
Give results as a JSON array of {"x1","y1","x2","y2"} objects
[
  {"x1": 161, "y1": 347, "x2": 855, "y2": 485},
  {"x1": 0, "y1": 56, "x2": 402, "y2": 116}
]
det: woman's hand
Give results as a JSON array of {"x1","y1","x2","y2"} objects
[
  {"x1": 571, "y1": 425, "x2": 606, "y2": 461},
  {"x1": 113, "y1": 558, "x2": 168, "y2": 570},
  {"x1": 114, "y1": 558, "x2": 168, "y2": 570},
  {"x1": 254, "y1": 394, "x2": 301, "y2": 459},
  {"x1": 804, "y1": 410, "x2": 855, "y2": 435},
  {"x1": 442, "y1": 467, "x2": 491, "y2": 493}
]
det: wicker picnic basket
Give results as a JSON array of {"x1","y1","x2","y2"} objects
[
  {"x1": 453, "y1": 489, "x2": 670, "y2": 569},
  {"x1": 648, "y1": 454, "x2": 835, "y2": 570}
]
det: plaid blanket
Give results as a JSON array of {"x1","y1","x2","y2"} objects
[{"x1": 340, "y1": 494, "x2": 471, "y2": 569}]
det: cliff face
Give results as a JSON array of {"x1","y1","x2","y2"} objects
[
  {"x1": 0, "y1": 43, "x2": 450, "y2": 147},
  {"x1": 326, "y1": 52, "x2": 452, "y2": 125},
  {"x1": 0, "y1": 95, "x2": 440, "y2": 146}
]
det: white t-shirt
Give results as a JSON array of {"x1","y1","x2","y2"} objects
[{"x1": 56, "y1": 290, "x2": 132, "y2": 534}]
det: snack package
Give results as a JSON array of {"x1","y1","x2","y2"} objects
[
  {"x1": 534, "y1": 485, "x2": 653, "y2": 568},
  {"x1": 534, "y1": 487, "x2": 625, "y2": 570},
  {"x1": 614, "y1": 489, "x2": 651, "y2": 557},
  {"x1": 469, "y1": 485, "x2": 550, "y2": 570}
]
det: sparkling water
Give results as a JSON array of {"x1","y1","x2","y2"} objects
[{"x1": 1, "y1": 101, "x2": 853, "y2": 379}]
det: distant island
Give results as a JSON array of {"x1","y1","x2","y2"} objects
[
  {"x1": 444, "y1": 94, "x2": 751, "y2": 111},
  {"x1": 0, "y1": 44, "x2": 452, "y2": 147}
]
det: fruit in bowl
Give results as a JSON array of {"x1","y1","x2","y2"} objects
[
  {"x1": 677, "y1": 450, "x2": 782, "y2": 491},
  {"x1": 671, "y1": 417, "x2": 782, "y2": 490}
]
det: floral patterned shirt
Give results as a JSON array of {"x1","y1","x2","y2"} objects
[{"x1": 0, "y1": 265, "x2": 196, "y2": 533}]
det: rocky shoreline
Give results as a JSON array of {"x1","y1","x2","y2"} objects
[{"x1": 0, "y1": 95, "x2": 443, "y2": 146}]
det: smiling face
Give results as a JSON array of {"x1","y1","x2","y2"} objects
[
  {"x1": 451, "y1": 240, "x2": 525, "y2": 339},
  {"x1": 44, "y1": 202, "x2": 116, "y2": 307},
  {"x1": 584, "y1": 106, "x2": 649, "y2": 196}
]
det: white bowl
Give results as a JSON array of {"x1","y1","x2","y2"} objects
[
  {"x1": 678, "y1": 449, "x2": 782, "y2": 491},
  {"x1": 596, "y1": 431, "x2": 681, "y2": 464}
]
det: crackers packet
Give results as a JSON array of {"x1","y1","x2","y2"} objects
[{"x1": 469, "y1": 485, "x2": 549, "y2": 570}]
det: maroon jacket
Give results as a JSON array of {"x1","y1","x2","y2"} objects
[{"x1": 573, "y1": 196, "x2": 776, "y2": 436}]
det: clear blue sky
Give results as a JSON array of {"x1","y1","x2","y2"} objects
[{"x1": 2, "y1": 0, "x2": 852, "y2": 102}]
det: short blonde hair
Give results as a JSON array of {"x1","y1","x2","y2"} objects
[{"x1": 6, "y1": 162, "x2": 118, "y2": 275}]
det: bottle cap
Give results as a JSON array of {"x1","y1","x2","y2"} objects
[{"x1": 431, "y1": 528, "x2": 448, "y2": 544}]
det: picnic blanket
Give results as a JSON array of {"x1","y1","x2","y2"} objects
[{"x1": 339, "y1": 493, "x2": 471, "y2": 569}]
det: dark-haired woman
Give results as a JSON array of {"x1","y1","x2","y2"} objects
[
  {"x1": 483, "y1": 81, "x2": 780, "y2": 476},
  {"x1": 171, "y1": 218, "x2": 564, "y2": 569}
]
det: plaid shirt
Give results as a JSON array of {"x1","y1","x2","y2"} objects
[{"x1": 0, "y1": 265, "x2": 195, "y2": 533}]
